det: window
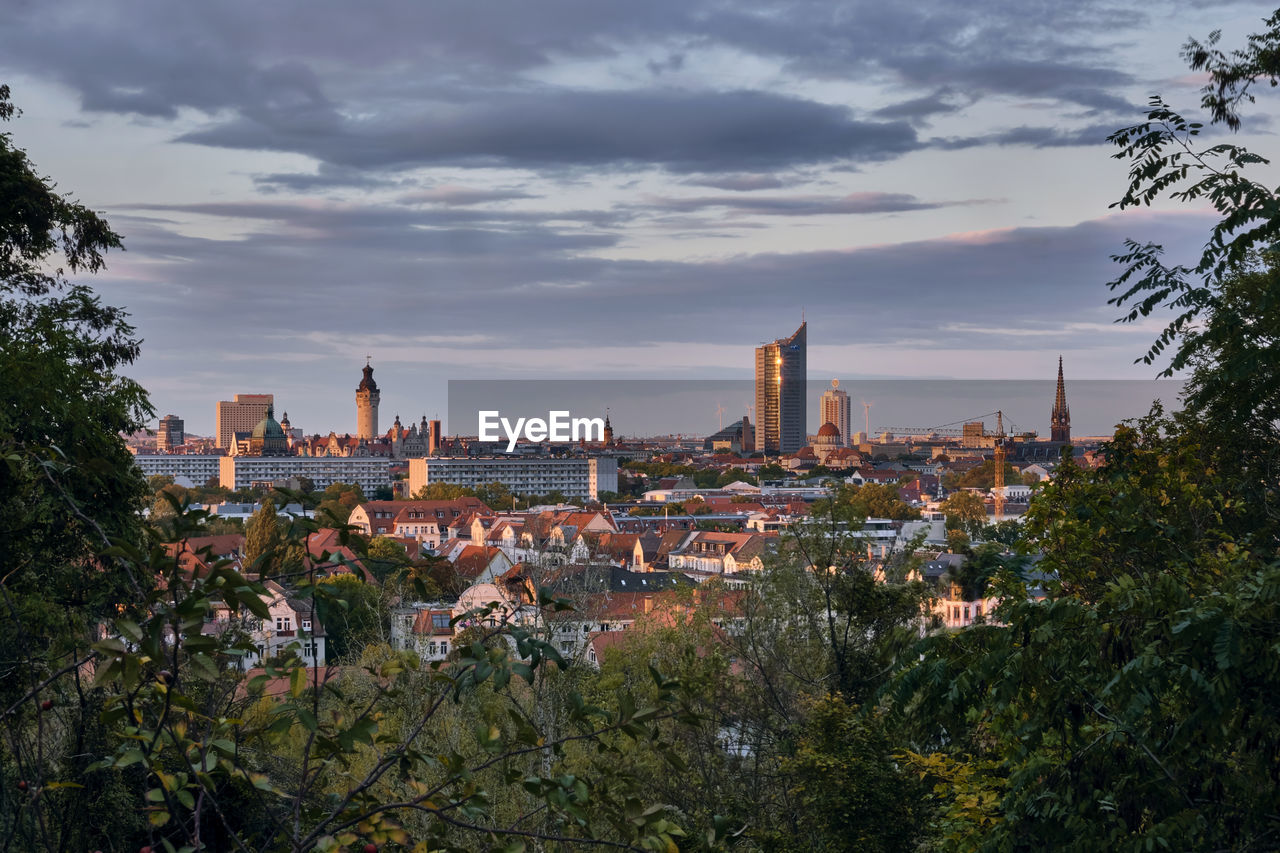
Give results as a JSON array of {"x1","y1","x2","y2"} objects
[
  {"x1": 432, "y1": 613, "x2": 450, "y2": 632},
  {"x1": 301, "y1": 618, "x2": 311, "y2": 631},
  {"x1": 440, "y1": 641, "x2": 448, "y2": 654},
  {"x1": 276, "y1": 616, "x2": 292, "y2": 631},
  {"x1": 428, "y1": 642, "x2": 437, "y2": 655}
]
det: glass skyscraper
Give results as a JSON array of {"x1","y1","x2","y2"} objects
[{"x1": 754, "y1": 322, "x2": 806, "y2": 454}]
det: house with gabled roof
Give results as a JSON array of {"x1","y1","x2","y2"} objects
[{"x1": 204, "y1": 580, "x2": 325, "y2": 670}]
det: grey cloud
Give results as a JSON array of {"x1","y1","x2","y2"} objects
[
  {"x1": 396, "y1": 187, "x2": 539, "y2": 206},
  {"x1": 635, "y1": 191, "x2": 969, "y2": 216},
  {"x1": 176, "y1": 89, "x2": 921, "y2": 172},
  {"x1": 680, "y1": 174, "x2": 793, "y2": 191},
  {"x1": 102, "y1": 198, "x2": 1214, "y2": 357},
  {"x1": 253, "y1": 165, "x2": 410, "y2": 193},
  {"x1": 0, "y1": 0, "x2": 1180, "y2": 180},
  {"x1": 936, "y1": 121, "x2": 1123, "y2": 150},
  {"x1": 872, "y1": 89, "x2": 972, "y2": 124}
]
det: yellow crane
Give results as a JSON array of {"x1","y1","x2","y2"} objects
[{"x1": 993, "y1": 410, "x2": 1007, "y2": 519}]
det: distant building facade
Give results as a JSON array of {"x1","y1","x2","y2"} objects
[
  {"x1": 819, "y1": 379, "x2": 850, "y2": 447},
  {"x1": 219, "y1": 455, "x2": 391, "y2": 494},
  {"x1": 754, "y1": 322, "x2": 807, "y2": 454},
  {"x1": 407, "y1": 456, "x2": 618, "y2": 500},
  {"x1": 156, "y1": 414, "x2": 185, "y2": 452},
  {"x1": 135, "y1": 454, "x2": 221, "y2": 487},
  {"x1": 216, "y1": 394, "x2": 274, "y2": 449}
]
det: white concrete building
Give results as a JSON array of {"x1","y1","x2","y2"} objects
[
  {"x1": 134, "y1": 454, "x2": 222, "y2": 488},
  {"x1": 219, "y1": 455, "x2": 391, "y2": 494},
  {"x1": 408, "y1": 456, "x2": 617, "y2": 500}
]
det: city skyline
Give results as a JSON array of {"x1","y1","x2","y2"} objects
[{"x1": 4, "y1": 2, "x2": 1274, "y2": 433}]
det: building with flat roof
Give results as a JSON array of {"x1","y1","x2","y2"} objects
[
  {"x1": 754, "y1": 322, "x2": 806, "y2": 454},
  {"x1": 215, "y1": 394, "x2": 274, "y2": 449},
  {"x1": 156, "y1": 414, "x2": 185, "y2": 452},
  {"x1": 219, "y1": 455, "x2": 391, "y2": 494},
  {"x1": 819, "y1": 380, "x2": 850, "y2": 447},
  {"x1": 135, "y1": 454, "x2": 222, "y2": 487},
  {"x1": 408, "y1": 456, "x2": 617, "y2": 500}
]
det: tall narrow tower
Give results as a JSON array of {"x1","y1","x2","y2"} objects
[
  {"x1": 754, "y1": 321, "x2": 807, "y2": 454},
  {"x1": 1050, "y1": 356, "x2": 1070, "y2": 443},
  {"x1": 356, "y1": 358, "x2": 380, "y2": 440},
  {"x1": 819, "y1": 379, "x2": 851, "y2": 447}
]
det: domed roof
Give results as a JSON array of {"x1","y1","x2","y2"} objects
[
  {"x1": 252, "y1": 405, "x2": 285, "y2": 440},
  {"x1": 817, "y1": 421, "x2": 841, "y2": 438},
  {"x1": 358, "y1": 361, "x2": 378, "y2": 393}
]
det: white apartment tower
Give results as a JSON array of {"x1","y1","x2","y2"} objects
[{"x1": 819, "y1": 379, "x2": 851, "y2": 447}]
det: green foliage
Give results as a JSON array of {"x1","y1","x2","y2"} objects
[
  {"x1": 1105, "y1": 20, "x2": 1280, "y2": 375},
  {"x1": 755, "y1": 463, "x2": 786, "y2": 481},
  {"x1": 943, "y1": 460, "x2": 1025, "y2": 491},
  {"x1": 777, "y1": 696, "x2": 926, "y2": 853},
  {"x1": 940, "y1": 491, "x2": 987, "y2": 536},
  {"x1": 243, "y1": 498, "x2": 285, "y2": 575},
  {"x1": 816, "y1": 482, "x2": 920, "y2": 522},
  {"x1": 316, "y1": 573, "x2": 388, "y2": 660},
  {"x1": 364, "y1": 535, "x2": 410, "y2": 582}
]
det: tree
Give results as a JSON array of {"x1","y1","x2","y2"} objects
[
  {"x1": 315, "y1": 573, "x2": 388, "y2": 660},
  {"x1": 756, "y1": 462, "x2": 786, "y2": 481},
  {"x1": 819, "y1": 482, "x2": 920, "y2": 522},
  {"x1": 364, "y1": 535, "x2": 410, "y2": 582},
  {"x1": 943, "y1": 459, "x2": 1025, "y2": 491},
  {"x1": 0, "y1": 83, "x2": 157, "y2": 850},
  {"x1": 244, "y1": 498, "x2": 284, "y2": 574},
  {"x1": 940, "y1": 491, "x2": 987, "y2": 536},
  {"x1": 889, "y1": 17, "x2": 1280, "y2": 849}
]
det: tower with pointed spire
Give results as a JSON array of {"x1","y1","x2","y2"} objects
[
  {"x1": 1050, "y1": 356, "x2": 1070, "y2": 443},
  {"x1": 603, "y1": 411, "x2": 614, "y2": 446},
  {"x1": 356, "y1": 358, "x2": 380, "y2": 441}
]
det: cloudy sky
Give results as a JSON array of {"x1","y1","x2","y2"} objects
[{"x1": 3, "y1": 0, "x2": 1277, "y2": 436}]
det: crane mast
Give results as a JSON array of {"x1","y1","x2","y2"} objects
[{"x1": 993, "y1": 409, "x2": 1006, "y2": 520}]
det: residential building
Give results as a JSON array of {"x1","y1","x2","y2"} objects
[
  {"x1": 754, "y1": 321, "x2": 807, "y2": 454},
  {"x1": 134, "y1": 454, "x2": 222, "y2": 487},
  {"x1": 347, "y1": 498, "x2": 490, "y2": 546},
  {"x1": 204, "y1": 580, "x2": 325, "y2": 669},
  {"x1": 407, "y1": 456, "x2": 618, "y2": 500},
  {"x1": 819, "y1": 379, "x2": 851, "y2": 447},
  {"x1": 390, "y1": 603, "x2": 456, "y2": 662},
  {"x1": 665, "y1": 530, "x2": 778, "y2": 574},
  {"x1": 218, "y1": 454, "x2": 391, "y2": 494},
  {"x1": 215, "y1": 394, "x2": 274, "y2": 449}
]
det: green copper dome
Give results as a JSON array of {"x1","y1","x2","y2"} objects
[{"x1": 249, "y1": 405, "x2": 288, "y2": 455}]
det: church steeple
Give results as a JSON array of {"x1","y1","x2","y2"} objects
[{"x1": 1050, "y1": 356, "x2": 1070, "y2": 443}]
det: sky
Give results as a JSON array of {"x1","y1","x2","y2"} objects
[{"x1": 2, "y1": 0, "x2": 1277, "y2": 436}]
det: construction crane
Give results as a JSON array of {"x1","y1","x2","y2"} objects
[
  {"x1": 880, "y1": 411, "x2": 1022, "y2": 438},
  {"x1": 881, "y1": 426, "x2": 967, "y2": 437},
  {"x1": 993, "y1": 410, "x2": 1007, "y2": 519}
]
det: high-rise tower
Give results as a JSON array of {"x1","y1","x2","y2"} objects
[
  {"x1": 356, "y1": 359, "x2": 380, "y2": 440},
  {"x1": 1050, "y1": 356, "x2": 1070, "y2": 443},
  {"x1": 819, "y1": 379, "x2": 851, "y2": 447},
  {"x1": 754, "y1": 322, "x2": 807, "y2": 454}
]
